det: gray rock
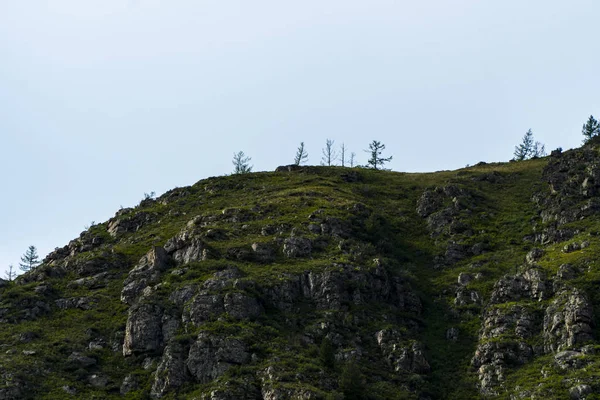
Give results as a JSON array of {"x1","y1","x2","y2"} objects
[
  {"x1": 563, "y1": 242, "x2": 582, "y2": 253},
  {"x1": 454, "y1": 288, "x2": 481, "y2": 306},
  {"x1": 88, "y1": 374, "x2": 109, "y2": 388},
  {"x1": 570, "y1": 384, "x2": 592, "y2": 399},
  {"x1": 490, "y1": 269, "x2": 549, "y2": 303},
  {"x1": 121, "y1": 247, "x2": 170, "y2": 305},
  {"x1": 55, "y1": 297, "x2": 93, "y2": 310},
  {"x1": 457, "y1": 273, "x2": 472, "y2": 286},
  {"x1": 164, "y1": 227, "x2": 207, "y2": 265},
  {"x1": 375, "y1": 330, "x2": 430, "y2": 374},
  {"x1": 544, "y1": 289, "x2": 593, "y2": 353},
  {"x1": 525, "y1": 248, "x2": 544, "y2": 264},
  {"x1": 151, "y1": 342, "x2": 189, "y2": 398},
  {"x1": 554, "y1": 350, "x2": 587, "y2": 370},
  {"x1": 283, "y1": 237, "x2": 312, "y2": 258},
  {"x1": 123, "y1": 303, "x2": 164, "y2": 356},
  {"x1": 186, "y1": 333, "x2": 250, "y2": 383}
]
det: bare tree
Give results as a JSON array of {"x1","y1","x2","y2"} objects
[
  {"x1": 232, "y1": 151, "x2": 253, "y2": 174},
  {"x1": 350, "y1": 152, "x2": 356, "y2": 167},
  {"x1": 294, "y1": 142, "x2": 309, "y2": 165},
  {"x1": 340, "y1": 143, "x2": 346, "y2": 167},
  {"x1": 321, "y1": 139, "x2": 338, "y2": 166},
  {"x1": 365, "y1": 140, "x2": 392, "y2": 170},
  {"x1": 5, "y1": 265, "x2": 16, "y2": 282}
]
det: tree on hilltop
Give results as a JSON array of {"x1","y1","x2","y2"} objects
[
  {"x1": 513, "y1": 129, "x2": 546, "y2": 161},
  {"x1": 19, "y1": 245, "x2": 40, "y2": 272},
  {"x1": 5, "y1": 264, "x2": 16, "y2": 281},
  {"x1": 294, "y1": 142, "x2": 309, "y2": 165},
  {"x1": 232, "y1": 151, "x2": 253, "y2": 174},
  {"x1": 321, "y1": 139, "x2": 338, "y2": 166},
  {"x1": 582, "y1": 115, "x2": 600, "y2": 143},
  {"x1": 365, "y1": 140, "x2": 392, "y2": 170},
  {"x1": 340, "y1": 143, "x2": 347, "y2": 167}
]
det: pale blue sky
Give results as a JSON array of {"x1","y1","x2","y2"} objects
[{"x1": 1, "y1": 0, "x2": 599, "y2": 275}]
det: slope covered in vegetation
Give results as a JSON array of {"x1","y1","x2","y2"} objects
[{"x1": 1, "y1": 144, "x2": 599, "y2": 399}]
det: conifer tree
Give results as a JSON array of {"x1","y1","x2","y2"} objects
[
  {"x1": 582, "y1": 115, "x2": 600, "y2": 143},
  {"x1": 365, "y1": 140, "x2": 392, "y2": 170},
  {"x1": 513, "y1": 129, "x2": 545, "y2": 160},
  {"x1": 232, "y1": 151, "x2": 253, "y2": 174},
  {"x1": 294, "y1": 142, "x2": 309, "y2": 165},
  {"x1": 19, "y1": 245, "x2": 40, "y2": 272}
]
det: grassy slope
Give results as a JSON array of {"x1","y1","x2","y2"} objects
[{"x1": 2, "y1": 157, "x2": 599, "y2": 399}]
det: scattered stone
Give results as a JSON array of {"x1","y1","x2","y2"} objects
[
  {"x1": 457, "y1": 273, "x2": 472, "y2": 286},
  {"x1": 525, "y1": 248, "x2": 544, "y2": 264}
]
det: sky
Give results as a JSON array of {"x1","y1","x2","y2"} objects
[{"x1": 1, "y1": 0, "x2": 600, "y2": 276}]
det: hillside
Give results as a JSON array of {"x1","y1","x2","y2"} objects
[{"x1": 0, "y1": 144, "x2": 599, "y2": 399}]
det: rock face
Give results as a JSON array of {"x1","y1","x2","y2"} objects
[
  {"x1": 187, "y1": 333, "x2": 250, "y2": 384},
  {"x1": 282, "y1": 237, "x2": 312, "y2": 258},
  {"x1": 151, "y1": 342, "x2": 189, "y2": 398},
  {"x1": 121, "y1": 247, "x2": 170, "y2": 305},
  {"x1": 123, "y1": 303, "x2": 164, "y2": 356},
  {"x1": 164, "y1": 227, "x2": 207, "y2": 265},
  {"x1": 543, "y1": 289, "x2": 594, "y2": 353},
  {"x1": 376, "y1": 330, "x2": 430, "y2": 374}
]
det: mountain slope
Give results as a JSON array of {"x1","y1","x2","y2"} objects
[{"x1": 1, "y1": 146, "x2": 599, "y2": 399}]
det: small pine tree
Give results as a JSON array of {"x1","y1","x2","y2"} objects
[
  {"x1": 514, "y1": 129, "x2": 534, "y2": 161},
  {"x1": 365, "y1": 140, "x2": 392, "y2": 170},
  {"x1": 319, "y1": 337, "x2": 335, "y2": 369},
  {"x1": 232, "y1": 151, "x2": 253, "y2": 174},
  {"x1": 582, "y1": 115, "x2": 600, "y2": 143},
  {"x1": 294, "y1": 142, "x2": 309, "y2": 165},
  {"x1": 321, "y1": 139, "x2": 338, "y2": 166},
  {"x1": 19, "y1": 245, "x2": 40, "y2": 272},
  {"x1": 5, "y1": 264, "x2": 16, "y2": 281}
]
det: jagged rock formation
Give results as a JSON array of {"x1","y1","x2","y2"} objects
[{"x1": 1, "y1": 147, "x2": 600, "y2": 399}]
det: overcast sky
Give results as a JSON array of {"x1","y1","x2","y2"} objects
[{"x1": 1, "y1": 0, "x2": 599, "y2": 276}]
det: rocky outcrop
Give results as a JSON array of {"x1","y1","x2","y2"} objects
[
  {"x1": 262, "y1": 263, "x2": 421, "y2": 314},
  {"x1": 282, "y1": 237, "x2": 312, "y2": 258},
  {"x1": 121, "y1": 247, "x2": 170, "y2": 305},
  {"x1": 123, "y1": 303, "x2": 164, "y2": 356},
  {"x1": 543, "y1": 289, "x2": 594, "y2": 353},
  {"x1": 164, "y1": 227, "x2": 208, "y2": 265},
  {"x1": 376, "y1": 330, "x2": 430, "y2": 374},
  {"x1": 187, "y1": 333, "x2": 250, "y2": 384},
  {"x1": 472, "y1": 341, "x2": 534, "y2": 396},
  {"x1": 107, "y1": 210, "x2": 155, "y2": 237},
  {"x1": 490, "y1": 268, "x2": 549, "y2": 303},
  {"x1": 151, "y1": 342, "x2": 189, "y2": 398}
]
